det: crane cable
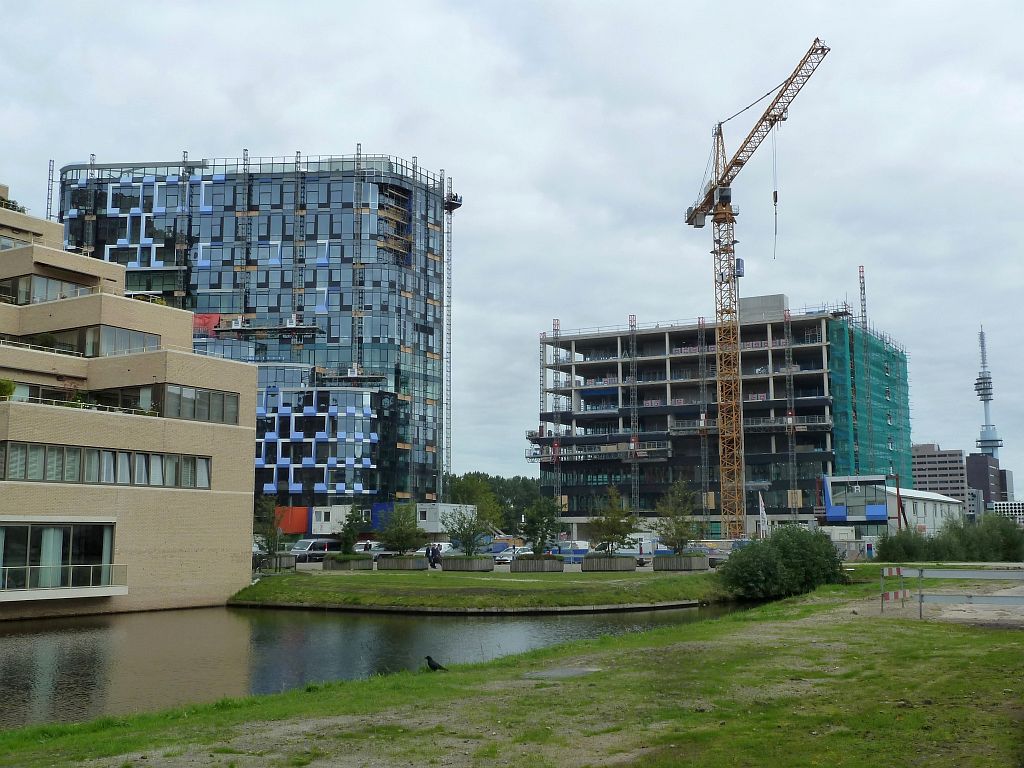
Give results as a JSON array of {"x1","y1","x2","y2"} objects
[{"x1": 772, "y1": 123, "x2": 779, "y2": 259}]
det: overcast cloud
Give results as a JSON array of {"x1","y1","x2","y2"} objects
[{"x1": 2, "y1": 1, "x2": 1022, "y2": 482}]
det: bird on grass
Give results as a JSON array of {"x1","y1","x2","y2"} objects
[{"x1": 425, "y1": 655, "x2": 448, "y2": 672}]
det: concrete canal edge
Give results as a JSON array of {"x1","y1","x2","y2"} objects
[{"x1": 227, "y1": 599, "x2": 704, "y2": 616}]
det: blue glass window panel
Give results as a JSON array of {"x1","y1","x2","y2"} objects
[
  {"x1": 314, "y1": 482, "x2": 328, "y2": 493},
  {"x1": 262, "y1": 483, "x2": 276, "y2": 494}
]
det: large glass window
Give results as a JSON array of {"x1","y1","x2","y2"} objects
[
  {"x1": 163, "y1": 384, "x2": 237, "y2": 424},
  {"x1": 0, "y1": 523, "x2": 115, "y2": 591}
]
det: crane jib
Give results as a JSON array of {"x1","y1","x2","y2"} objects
[{"x1": 686, "y1": 39, "x2": 830, "y2": 226}]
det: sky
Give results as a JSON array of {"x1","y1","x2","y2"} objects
[{"x1": 2, "y1": 1, "x2": 1022, "y2": 482}]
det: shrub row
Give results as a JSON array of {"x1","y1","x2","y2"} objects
[{"x1": 877, "y1": 516, "x2": 1024, "y2": 562}]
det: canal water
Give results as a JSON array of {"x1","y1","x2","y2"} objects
[{"x1": 0, "y1": 604, "x2": 734, "y2": 729}]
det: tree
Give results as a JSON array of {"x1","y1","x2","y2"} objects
[
  {"x1": 449, "y1": 474, "x2": 502, "y2": 527},
  {"x1": 379, "y1": 503, "x2": 426, "y2": 555},
  {"x1": 649, "y1": 479, "x2": 701, "y2": 554},
  {"x1": 522, "y1": 497, "x2": 560, "y2": 554},
  {"x1": 0, "y1": 379, "x2": 14, "y2": 400},
  {"x1": 338, "y1": 507, "x2": 368, "y2": 555},
  {"x1": 446, "y1": 472, "x2": 541, "y2": 534},
  {"x1": 253, "y1": 496, "x2": 284, "y2": 554},
  {"x1": 440, "y1": 505, "x2": 492, "y2": 557},
  {"x1": 588, "y1": 487, "x2": 639, "y2": 555}
]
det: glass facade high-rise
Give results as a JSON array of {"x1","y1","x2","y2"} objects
[{"x1": 58, "y1": 152, "x2": 458, "y2": 506}]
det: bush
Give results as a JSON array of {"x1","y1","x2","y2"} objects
[
  {"x1": 516, "y1": 553, "x2": 563, "y2": 561},
  {"x1": 877, "y1": 516, "x2": 1024, "y2": 562},
  {"x1": 719, "y1": 526, "x2": 844, "y2": 600},
  {"x1": 325, "y1": 553, "x2": 372, "y2": 562}
]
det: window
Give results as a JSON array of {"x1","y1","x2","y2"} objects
[
  {"x1": 7, "y1": 443, "x2": 26, "y2": 479},
  {"x1": 164, "y1": 454, "x2": 178, "y2": 487},
  {"x1": 45, "y1": 446, "x2": 64, "y2": 482},
  {"x1": 101, "y1": 451, "x2": 116, "y2": 483},
  {"x1": 180, "y1": 456, "x2": 196, "y2": 488},
  {"x1": 225, "y1": 393, "x2": 239, "y2": 425},
  {"x1": 27, "y1": 445, "x2": 45, "y2": 480},
  {"x1": 134, "y1": 453, "x2": 148, "y2": 485},
  {"x1": 117, "y1": 452, "x2": 132, "y2": 484},
  {"x1": 84, "y1": 449, "x2": 100, "y2": 483},
  {"x1": 149, "y1": 454, "x2": 163, "y2": 486},
  {"x1": 196, "y1": 457, "x2": 210, "y2": 489},
  {"x1": 64, "y1": 447, "x2": 81, "y2": 482}
]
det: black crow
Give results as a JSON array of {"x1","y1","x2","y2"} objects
[{"x1": 425, "y1": 655, "x2": 448, "y2": 671}]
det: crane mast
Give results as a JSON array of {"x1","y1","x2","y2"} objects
[{"x1": 686, "y1": 38, "x2": 830, "y2": 539}]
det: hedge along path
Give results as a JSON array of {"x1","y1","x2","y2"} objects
[{"x1": 9, "y1": 587, "x2": 1023, "y2": 768}]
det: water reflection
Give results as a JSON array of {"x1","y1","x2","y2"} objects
[{"x1": 0, "y1": 605, "x2": 734, "y2": 729}]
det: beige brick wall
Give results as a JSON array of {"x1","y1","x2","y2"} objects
[
  {"x1": 0, "y1": 210, "x2": 64, "y2": 250},
  {"x1": 0, "y1": 237, "x2": 259, "y2": 620},
  {"x1": 0, "y1": 402, "x2": 256, "y2": 620}
]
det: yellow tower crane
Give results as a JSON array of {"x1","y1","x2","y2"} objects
[{"x1": 685, "y1": 38, "x2": 830, "y2": 539}]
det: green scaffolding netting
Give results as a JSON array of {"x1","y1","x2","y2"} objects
[{"x1": 828, "y1": 318, "x2": 912, "y2": 484}]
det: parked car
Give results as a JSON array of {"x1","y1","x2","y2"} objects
[
  {"x1": 289, "y1": 538, "x2": 343, "y2": 563},
  {"x1": 353, "y1": 541, "x2": 397, "y2": 561},
  {"x1": 494, "y1": 546, "x2": 532, "y2": 565}
]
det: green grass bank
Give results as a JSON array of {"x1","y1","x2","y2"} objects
[
  {"x1": 230, "y1": 568, "x2": 729, "y2": 611},
  {"x1": 1, "y1": 573, "x2": 1021, "y2": 767}
]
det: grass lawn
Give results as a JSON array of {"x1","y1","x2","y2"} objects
[
  {"x1": 1, "y1": 576, "x2": 1021, "y2": 767},
  {"x1": 230, "y1": 568, "x2": 730, "y2": 610}
]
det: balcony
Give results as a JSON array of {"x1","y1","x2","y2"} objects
[{"x1": 0, "y1": 564, "x2": 128, "y2": 602}]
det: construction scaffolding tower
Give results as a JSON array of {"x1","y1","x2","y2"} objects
[
  {"x1": 352, "y1": 144, "x2": 365, "y2": 375},
  {"x1": 46, "y1": 160, "x2": 54, "y2": 221},
  {"x1": 442, "y1": 174, "x2": 462, "y2": 492},
  {"x1": 552, "y1": 318, "x2": 563, "y2": 513},
  {"x1": 236, "y1": 149, "x2": 253, "y2": 320},
  {"x1": 628, "y1": 314, "x2": 640, "y2": 512},
  {"x1": 860, "y1": 266, "x2": 875, "y2": 473},
  {"x1": 292, "y1": 151, "x2": 307, "y2": 331},
  {"x1": 784, "y1": 309, "x2": 798, "y2": 520},
  {"x1": 697, "y1": 316, "x2": 711, "y2": 530}
]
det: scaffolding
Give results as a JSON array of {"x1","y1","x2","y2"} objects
[
  {"x1": 46, "y1": 160, "x2": 54, "y2": 221},
  {"x1": 697, "y1": 316, "x2": 710, "y2": 529},
  {"x1": 442, "y1": 174, "x2": 462, "y2": 494},
  {"x1": 784, "y1": 308, "x2": 798, "y2": 520},
  {"x1": 829, "y1": 317, "x2": 910, "y2": 480},
  {"x1": 552, "y1": 318, "x2": 563, "y2": 513},
  {"x1": 292, "y1": 151, "x2": 307, "y2": 331},
  {"x1": 236, "y1": 149, "x2": 253, "y2": 319},
  {"x1": 628, "y1": 314, "x2": 639, "y2": 512}
]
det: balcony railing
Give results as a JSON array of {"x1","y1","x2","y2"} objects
[
  {"x1": 0, "y1": 563, "x2": 127, "y2": 592},
  {"x1": 0, "y1": 395, "x2": 152, "y2": 416}
]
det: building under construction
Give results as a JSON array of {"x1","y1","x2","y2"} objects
[
  {"x1": 527, "y1": 294, "x2": 911, "y2": 538},
  {"x1": 58, "y1": 151, "x2": 461, "y2": 506}
]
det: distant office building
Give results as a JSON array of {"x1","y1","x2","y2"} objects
[
  {"x1": 966, "y1": 452, "x2": 1002, "y2": 508},
  {"x1": 528, "y1": 294, "x2": 912, "y2": 538},
  {"x1": 912, "y1": 443, "x2": 968, "y2": 504},
  {"x1": 0, "y1": 190, "x2": 255, "y2": 618},
  {"x1": 967, "y1": 488, "x2": 985, "y2": 522},
  {"x1": 58, "y1": 152, "x2": 460, "y2": 508},
  {"x1": 992, "y1": 501, "x2": 1024, "y2": 527},
  {"x1": 1000, "y1": 469, "x2": 1014, "y2": 502}
]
